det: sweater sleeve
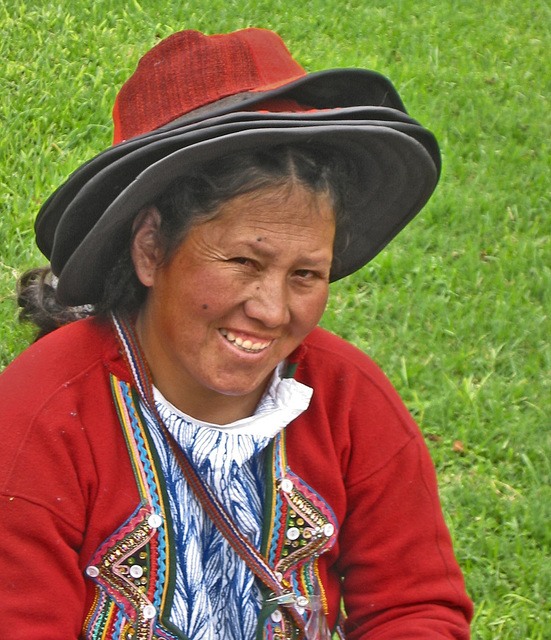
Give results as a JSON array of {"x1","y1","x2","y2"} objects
[
  {"x1": 0, "y1": 321, "x2": 139, "y2": 639},
  {"x1": 291, "y1": 328, "x2": 473, "y2": 639},
  {"x1": 338, "y1": 432, "x2": 472, "y2": 639},
  {"x1": 0, "y1": 376, "x2": 92, "y2": 639},
  {"x1": 0, "y1": 495, "x2": 87, "y2": 639}
]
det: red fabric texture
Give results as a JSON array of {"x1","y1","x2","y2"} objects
[
  {"x1": 0, "y1": 318, "x2": 472, "y2": 638},
  {"x1": 113, "y1": 29, "x2": 306, "y2": 143}
]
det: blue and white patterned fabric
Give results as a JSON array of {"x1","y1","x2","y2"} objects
[{"x1": 140, "y1": 365, "x2": 312, "y2": 640}]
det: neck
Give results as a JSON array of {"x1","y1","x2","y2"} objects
[{"x1": 158, "y1": 383, "x2": 266, "y2": 425}]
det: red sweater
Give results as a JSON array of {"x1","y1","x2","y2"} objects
[{"x1": 0, "y1": 318, "x2": 472, "y2": 639}]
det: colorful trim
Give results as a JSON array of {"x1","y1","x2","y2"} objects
[
  {"x1": 260, "y1": 430, "x2": 339, "y2": 639},
  {"x1": 82, "y1": 376, "x2": 181, "y2": 640}
]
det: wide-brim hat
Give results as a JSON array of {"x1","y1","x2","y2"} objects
[{"x1": 34, "y1": 28, "x2": 441, "y2": 306}]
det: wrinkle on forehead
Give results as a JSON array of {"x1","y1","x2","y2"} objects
[
  {"x1": 211, "y1": 184, "x2": 336, "y2": 240},
  {"x1": 179, "y1": 183, "x2": 336, "y2": 268}
]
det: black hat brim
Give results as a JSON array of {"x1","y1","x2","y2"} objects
[{"x1": 49, "y1": 115, "x2": 440, "y2": 305}]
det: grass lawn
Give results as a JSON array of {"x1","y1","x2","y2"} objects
[{"x1": 1, "y1": 0, "x2": 549, "y2": 637}]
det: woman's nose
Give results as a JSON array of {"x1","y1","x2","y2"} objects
[{"x1": 243, "y1": 278, "x2": 291, "y2": 328}]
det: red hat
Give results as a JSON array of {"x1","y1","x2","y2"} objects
[
  {"x1": 112, "y1": 29, "x2": 308, "y2": 143},
  {"x1": 35, "y1": 28, "x2": 440, "y2": 305}
]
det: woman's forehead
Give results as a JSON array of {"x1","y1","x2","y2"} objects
[
  {"x1": 184, "y1": 184, "x2": 336, "y2": 250},
  {"x1": 213, "y1": 182, "x2": 335, "y2": 223}
]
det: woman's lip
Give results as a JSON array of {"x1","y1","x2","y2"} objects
[{"x1": 219, "y1": 328, "x2": 273, "y2": 353}]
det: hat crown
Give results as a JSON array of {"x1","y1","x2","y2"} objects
[{"x1": 112, "y1": 29, "x2": 307, "y2": 143}]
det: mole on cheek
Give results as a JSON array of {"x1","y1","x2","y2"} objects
[
  {"x1": 257, "y1": 237, "x2": 262, "y2": 242},
  {"x1": 202, "y1": 304, "x2": 208, "y2": 310}
]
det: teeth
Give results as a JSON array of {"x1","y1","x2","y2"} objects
[{"x1": 219, "y1": 329, "x2": 270, "y2": 353}]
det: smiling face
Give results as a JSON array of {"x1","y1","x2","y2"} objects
[{"x1": 132, "y1": 183, "x2": 335, "y2": 424}]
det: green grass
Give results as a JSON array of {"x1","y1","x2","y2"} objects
[{"x1": 1, "y1": 1, "x2": 550, "y2": 637}]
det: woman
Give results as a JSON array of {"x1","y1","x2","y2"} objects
[{"x1": 0, "y1": 28, "x2": 472, "y2": 639}]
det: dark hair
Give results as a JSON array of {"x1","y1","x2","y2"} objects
[{"x1": 18, "y1": 143, "x2": 354, "y2": 338}]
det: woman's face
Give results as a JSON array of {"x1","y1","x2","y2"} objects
[{"x1": 133, "y1": 183, "x2": 335, "y2": 423}]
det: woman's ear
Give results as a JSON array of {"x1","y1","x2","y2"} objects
[{"x1": 131, "y1": 206, "x2": 163, "y2": 287}]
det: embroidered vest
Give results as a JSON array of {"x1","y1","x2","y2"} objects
[{"x1": 82, "y1": 374, "x2": 342, "y2": 639}]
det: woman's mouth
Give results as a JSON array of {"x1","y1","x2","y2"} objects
[{"x1": 219, "y1": 329, "x2": 272, "y2": 353}]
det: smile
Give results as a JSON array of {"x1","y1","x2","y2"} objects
[{"x1": 219, "y1": 329, "x2": 272, "y2": 353}]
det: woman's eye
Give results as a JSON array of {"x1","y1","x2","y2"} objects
[
  {"x1": 294, "y1": 269, "x2": 330, "y2": 283},
  {"x1": 230, "y1": 257, "x2": 254, "y2": 267},
  {"x1": 294, "y1": 269, "x2": 318, "y2": 279}
]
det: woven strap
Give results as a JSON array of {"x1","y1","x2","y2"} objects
[{"x1": 111, "y1": 312, "x2": 307, "y2": 637}]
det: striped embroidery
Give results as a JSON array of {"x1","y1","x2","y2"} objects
[
  {"x1": 260, "y1": 431, "x2": 338, "y2": 639},
  {"x1": 82, "y1": 376, "x2": 180, "y2": 640}
]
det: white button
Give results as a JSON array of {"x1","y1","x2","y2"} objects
[
  {"x1": 286, "y1": 527, "x2": 300, "y2": 541},
  {"x1": 280, "y1": 478, "x2": 294, "y2": 493},
  {"x1": 296, "y1": 595, "x2": 309, "y2": 608},
  {"x1": 271, "y1": 609, "x2": 283, "y2": 622},
  {"x1": 275, "y1": 571, "x2": 283, "y2": 582},
  {"x1": 142, "y1": 604, "x2": 156, "y2": 620},
  {"x1": 148, "y1": 514, "x2": 163, "y2": 529},
  {"x1": 130, "y1": 565, "x2": 144, "y2": 579},
  {"x1": 86, "y1": 566, "x2": 100, "y2": 578},
  {"x1": 323, "y1": 523, "x2": 335, "y2": 537}
]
